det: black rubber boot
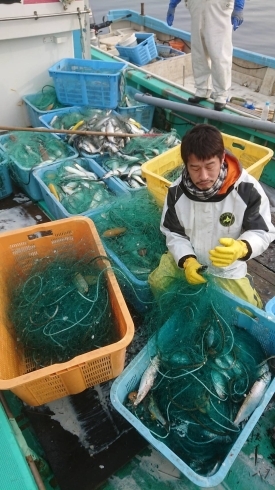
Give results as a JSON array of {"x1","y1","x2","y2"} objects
[
  {"x1": 214, "y1": 102, "x2": 226, "y2": 111},
  {"x1": 188, "y1": 96, "x2": 207, "y2": 104}
]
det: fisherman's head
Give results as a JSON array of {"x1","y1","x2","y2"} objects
[{"x1": 181, "y1": 124, "x2": 225, "y2": 190}]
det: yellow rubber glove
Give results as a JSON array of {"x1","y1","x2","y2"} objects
[
  {"x1": 209, "y1": 238, "x2": 248, "y2": 267},
  {"x1": 183, "y1": 257, "x2": 207, "y2": 285}
]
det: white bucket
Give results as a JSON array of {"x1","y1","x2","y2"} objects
[{"x1": 118, "y1": 33, "x2": 137, "y2": 48}]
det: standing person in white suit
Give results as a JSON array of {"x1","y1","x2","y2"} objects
[{"x1": 166, "y1": 0, "x2": 245, "y2": 111}]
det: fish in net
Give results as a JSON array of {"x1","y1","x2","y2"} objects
[
  {"x1": 8, "y1": 252, "x2": 117, "y2": 368},
  {"x1": 92, "y1": 189, "x2": 167, "y2": 282},
  {"x1": 29, "y1": 85, "x2": 65, "y2": 111},
  {"x1": 125, "y1": 279, "x2": 273, "y2": 476},
  {"x1": 42, "y1": 159, "x2": 117, "y2": 215},
  {"x1": 3, "y1": 132, "x2": 73, "y2": 170}
]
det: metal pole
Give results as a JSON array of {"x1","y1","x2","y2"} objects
[
  {"x1": 0, "y1": 9, "x2": 90, "y2": 22},
  {"x1": 134, "y1": 94, "x2": 275, "y2": 135}
]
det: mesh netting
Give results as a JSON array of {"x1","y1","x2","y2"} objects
[
  {"x1": 62, "y1": 109, "x2": 149, "y2": 155},
  {"x1": 92, "y1": 189, "x2": 166, "y2": 281},
  {"x1": 48, "y1": 107, "x2": 104, "y2": 131},
  {"x1": 93, "y1": 129, "x2": 180, "y2": 189},
  {"x1": 3, "y1": 132, "x2": 73, "y2": 169},
  {"x1": 42, "y1": 159, "x2": 117, "y2": 215},
  {"x1": 0, "y1": 152, "x2": 6, "y2": 163},
  {"x1": 8, "y1": 253, "x2": 116, "y2": 368},
  {"x1": 125, "y1": 279, "x2": 272, "y2": 476},
  {"x1": 29, "y1": 86, "x2": 65, "y2": 111}
]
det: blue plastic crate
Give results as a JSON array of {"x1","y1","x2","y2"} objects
[
  {"x1": 111, "y1": 288, "x2": 275, "y2": 487},
  {"x1": 117, "y1": 86, "x2": 155, "y2": 130},
  {"x1": 265, "y1": 296, "x2": 275, "y2": 316},
  {"x1": 33, "y1": 157, "x2": 131, "y2": 219},
  {"x1": 156, "y1": 44, "x2": 185, "y2": 59},
  {"x1": 102, "y1": 243, "x2": 153, "y2": 313},
  {"x1": 48, "y1": 58, "x2": 127, "y2": 108},
  {"x1": 39, "y1": 105, "x2": 89, "y2": 139},
  {"x1": 0, "y1": 403, "x2": 38, "y2": 489},
  {"x1": 22, "y1": 92, "x2": 67, "y2": 128},
  {"x1": 116, "y1": 33, "x2": 158, "y2": 67},
  {"x1": 0, "y1": 132, "x2": 78, "y2": 201},
  {"x1": 0, "y1": 151, "x2": 12, "y2": 199},
  {"x1": 81, "y1": 152, "x2": 147, "y2": 194}
]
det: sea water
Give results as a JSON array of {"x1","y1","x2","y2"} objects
[{"x1": 92, "y1": 0, "x2": 274, "y2": 57}]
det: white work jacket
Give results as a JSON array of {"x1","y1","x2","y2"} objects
[{"x1": 161, "y1": 156, "x2": 275, "y2": 279}]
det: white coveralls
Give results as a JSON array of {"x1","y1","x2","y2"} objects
[{"x1": 186, "y1": 0, "x2": 234, "y2": 104}]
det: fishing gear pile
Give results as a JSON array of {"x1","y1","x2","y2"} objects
[
  {"x1": 126, "y1": 279, "x2": 272, "y2": 476},
  {"x1": 28, "y1": 85, "x2": 65, "y2": 111},
  {"x1": 92, "y1": 189, "x2": 166, "y2": 282},
  {"x1": 8, "y1": 253, "x2": 116, "y2": 368},
  {"x1": 42, "y1": 159, "x2": 116, "y2": 215},
  {"x1": 2, "y1": 131, "x2": 72, "y2": 169}
]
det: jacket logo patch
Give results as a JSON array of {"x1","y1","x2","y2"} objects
[{"x1": 220, "y1": 212, "x2": 235, "y2": 227}]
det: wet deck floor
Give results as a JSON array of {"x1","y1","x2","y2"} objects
[{"x1": 1, "y1": 188, "x2": 275, "y2": 490}]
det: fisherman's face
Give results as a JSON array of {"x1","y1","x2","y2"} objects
[{"x1": 186, "y1": 152, "x2": 225, "y2": 190}]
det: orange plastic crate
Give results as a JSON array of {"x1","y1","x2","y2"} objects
[{"x1": 0, "y1": 217, "x2": 134, "y2": 406}]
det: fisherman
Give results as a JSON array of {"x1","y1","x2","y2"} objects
[
  {"x1": 149, "y1": 124, "x2": 275, "y2": 307},
  {"x1": 166, "y1": 0, "x2": 245, "y2": 111}
]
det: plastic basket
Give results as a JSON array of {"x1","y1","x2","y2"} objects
[
  {"x1": 0, "y1": 132, "x2": 78, "y2": 201},
  {"x1": 0, "y1": 217, "x2": 134, "y2": 406},
  {"x1": 117, "y1": 86, "x2": 155, "y2": 130},
  {"x1": 142, "y1": 134, "x2": 274, "y2": 206},
  {"x1": 33, "y1": 157, "x2": 131, "y2": 220},
  {"x1": 156, "y1": 44, "x2": 185, "y2": 59},
  {"x1": 48, "y1": 58, "x2": 127, "y2": 108},
  {"x1": 116, "y1": 33, "x2": 157, "y2": 67},
  {"x1": 39, "y1": 105, "x2": 88, "y2": 138},
  {"x1": 82, "y1": 153, "x2": 147, "y2": 194},
  {"x1": 265, "y1": 296, "x2": 275, "y2": 316},
  {"x1": 103, "y1": 244, "x2": 153, "y2": 314},
  {"x1": 0, "y1": 403, "x2": 38, "y2": 489},
  {"x1": 0, "y1": 150, "x2": 12, "y2": 199},
  {"x1": 110, "y1": 288, "x2": 275, "y2": 487},
  {"x1": 22, "y1": 93, "x2": 67, "y2": 128}
]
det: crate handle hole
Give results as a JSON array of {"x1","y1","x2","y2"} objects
[
  {"x1": 232, "y1": 143, "x2": 245, "y2": 150},
  {"x1": 28, "y1": 230, "x2": 53, "y2": 240}
]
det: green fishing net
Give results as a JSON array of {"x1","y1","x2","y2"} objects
[
  {"x1": 163, "y1": 164, "x2": 183, "y2": 182},
  {"x1": 92, "y1": 189, "x2": 166, "y2": 283},
  {"x1": 0, "y1": 151, "x2": 6, "y2": 163},
  {"x1": 42, "y1": 158, "x2": 117, "y2": 215},
  {"x1": 91, "y1": 129, "x2": 180, "y2": 189},
  {"x1": 29, "y1": 85, "x2": 65, "y2": 111},
  {"x1": 47, "y1": 107, "x2": 104, "y2": 131},
  {"x1": 3, "y1": 132, "x2": 73, "y2": 170},
  {"x1": 125, "y1": 279, "x2": 272, "y2": 476},
  {"x1": 8, "y1": 253, "x2": 116, "y2": 368}
]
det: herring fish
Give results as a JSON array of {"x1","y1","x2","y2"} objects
[
  {"x1": 134, "y1": 355, "x2": 160, "y2": 406},
  {"x1": 234, "y1": 368, "x2": 271, "y2": 425}
]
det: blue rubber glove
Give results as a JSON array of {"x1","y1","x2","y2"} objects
[
  {"x1": 232, "y1": 0, "x2": 245, "y2": 31},
  {"x1": 166, "y1": 0, "x2": 181, "y2": 27}
]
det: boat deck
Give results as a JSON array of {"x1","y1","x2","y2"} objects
[{"x1": 1, "y1": 188, "x2": 275, "y2": 490}]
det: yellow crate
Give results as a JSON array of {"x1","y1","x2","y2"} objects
[
  {"x1": 0, "y1": 217, "x2": 134, "y2": 406},
  {"x1": 141, "y1": 134, "x2": 274, "y2": 206}
]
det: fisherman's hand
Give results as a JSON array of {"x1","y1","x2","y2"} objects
[
  {"x1": 166, "y1": 6, "x2": 176, "y2": 26},
  {"x1": 183, "y1": 257, "x2": 207, "y2": 285},
  {"x1": 166, "y1": 0, "x2": 181, "y2": 26},
  {"x1": 209, "y1": 238, "x2": 248, "y2": 267},
  {"x1": 231, "y1": 0, "x2": 244, "y2": 31}
]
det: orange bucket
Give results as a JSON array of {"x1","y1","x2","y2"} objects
[{"x1": 168, "y1": 39, "x2": 185, "y2": 52}]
